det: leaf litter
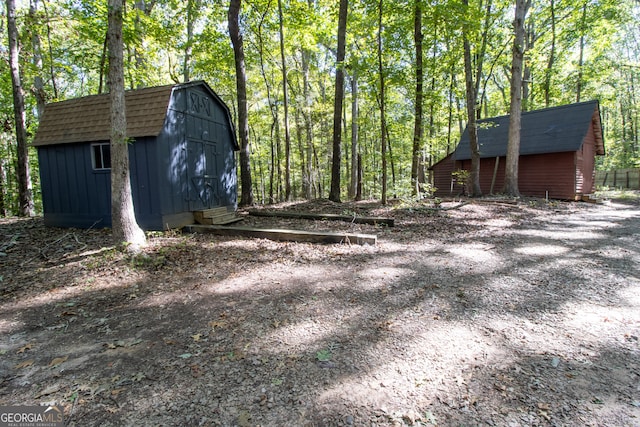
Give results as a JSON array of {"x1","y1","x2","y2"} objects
[{"x1": 0, "y1": 196, "x2": 639, "y2": 426}]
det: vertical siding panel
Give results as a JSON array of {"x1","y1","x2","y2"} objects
[
  {"x1": 37, "y1": 149, "x2": 54, "y2": 214},
  {"x1": 72, "y1": 144, "x2": 87, "y2": 214}
]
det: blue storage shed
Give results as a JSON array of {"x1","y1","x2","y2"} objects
[{"x1": 32, "y1": 80, "x2": 239, "y2": 230}]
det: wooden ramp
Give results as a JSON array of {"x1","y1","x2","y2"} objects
[
  {"x1": 193, "y1": 207, "x2": 243, "y2": 225},
  {"x1": 184, "y1": 224, "x2": 377, "y2": 245},
  {"x1": 247, "y1": 209, "x2": 394, "y2": 226}
]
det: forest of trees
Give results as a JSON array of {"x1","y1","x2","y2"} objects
[{"x1": 1, "y1": 0, "x2": 639, "y2": 215}]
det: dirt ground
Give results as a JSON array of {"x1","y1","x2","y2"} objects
[{"x1": 1, "y1": 194, "x2": 639, "y2": 427}]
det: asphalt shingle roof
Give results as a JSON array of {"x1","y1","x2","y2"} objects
[
  {"x1": 32, "y1": 84, "x2": 175, "y2": 147},
  {"x1": 454, "y1": 100, "x2": 604, "y2": 160}
]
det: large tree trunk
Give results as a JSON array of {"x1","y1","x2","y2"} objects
[
  {"x1": 411, "y1": 0, "x2": 424, "y2": 197},
  {"x1": 328, "y1": 0, "x2": 348, "y2": 203},
  {"x1": 7, "y1": 0, "x2": 35, "y2": 217},
  {"x1": 503, "y1": 0, "x2": 531, "y2": 197},
  {"x1": 229, "y1": 0, "x2": 254, "y2": 206},
  {"x1": 108, "y1": 0, "x2": 146, "y2": 249}
]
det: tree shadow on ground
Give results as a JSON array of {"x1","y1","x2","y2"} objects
[{"x1": 0, "y1": 199, "x2": 639, "y2": 426}]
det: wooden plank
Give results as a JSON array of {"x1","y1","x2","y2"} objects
[
  {"x1": 184, "y1": 224, "x2": 377, "y2": 245},
  {"x1": 194, "y1": 211, "x2": 241, "y2": 225},
  {"x1": 200, "y1": 206, "x2": 231, "y2": 218},
  {"x1": 247, "y1": 210, "x2": 394, "y2": 227}
]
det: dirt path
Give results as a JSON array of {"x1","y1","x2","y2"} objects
[{"x1": 1, "y1": 198, "x2": 639, "y2": 426}]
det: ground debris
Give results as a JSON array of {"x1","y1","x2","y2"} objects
[{"x1": 1, "y1": 195, "x2": 639, "y2": 426}]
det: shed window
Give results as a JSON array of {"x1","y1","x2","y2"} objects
[{"x1": 92, "y1": 143, "x2": 111, "y2": 170}]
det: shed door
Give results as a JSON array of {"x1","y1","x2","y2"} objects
[{"x1": 187, "y1": 140, "x2": 220, "y2": 210}]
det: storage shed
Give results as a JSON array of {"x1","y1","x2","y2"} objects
[
  {"x1": 33, "y1": 80, "x2": 239, "y2": 230},
  {"x1": 431, "y1": 101, "x2": 605, "y2": 199}
]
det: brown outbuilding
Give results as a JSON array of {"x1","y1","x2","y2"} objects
[{"x1": 431, "y1": 101, "x2": 605, "y2": 200}]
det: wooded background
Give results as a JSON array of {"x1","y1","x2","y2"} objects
[{"x1": 1, "y1": 0, "x2": 638, "y2": 214}]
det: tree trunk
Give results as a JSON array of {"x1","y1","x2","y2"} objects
[
  {"x1": 302, "y1": 42, "x2": 314, "y2": 199},
  {"x1": 328, "y1": 0, "x2": 348, "y2": 203},
  {"x1": 41, "y1": 0, "x2": 58, "y2": 98},
  {"x1": 278, "y1": 0, "x2": 292, "y2": 201},
  {"x1": 99, "y1": 31, "x2": 108, "y2": 94},
  {"x1": 576, "y1": 2, "x2": 587, "y2": 103},
  {"x1": 183, "y1": 0, "x2": 195, "y2": 82},
  {"x1": 349, "y1": 72, "x2": 359, "y2": 199},
  {"x1": 462, "y1": 0, "x2": 482, "y2": 197},
  {"x1": 503, "y1": 0, "x2": 531, "y2": 197},
  {"x1": 229, "y1": 0, "x2": 254, "y2": 206},
  {"x1": 544, "y1": 0, "x2": 556, "y2": 107},
  {"x1": 378, "y1": 0, "x2": 388, "y2": 204},
  {"x1": 411, "y1": 0, "x2": 424, "y2": 197},
  {"x1": 133, "y1": 0, "x2": 156, "y2": 88},
  {"x1": 29, "y1": 0, "x2": 47, "y2": 118},
  {"x1": 522, "y1": 20, "x2": 534, "y2": 112},
  {"x1": 108, "y1": 0, "x2": 146, "y2": 249},
  {"x1": 7, "y1": 0, "x2": 35, "y2": 217},
  {"x1": 0, "y1": 155, "x2": 5, "y2": 216}
]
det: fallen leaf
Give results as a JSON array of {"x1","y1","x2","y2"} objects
[
  {"x1": 190, "y1": 364, "x2": 202, "y2": 378},
  {"x1": 126, "y1": 338, "x2": 143, "y2": 347},
  {"x1": 49, "y1": 356, "x2": 68, "y2": 367},
  {"x1": 192, "y1": 334, "x2": 201, "y2": 342},
  {"x1": 35, "y1": 383, "x2": 61, "y2": 398},
  {"x1": 132, "y1": 372, "x2": 145, "y2": 382},
  {"x1": 209, "y1": 320, "x2": 227, "y2": 330},
  {"x1": 17, "y1": 343, "x2": 33, "y2": 354},
  {"x1": 14, "y1": 359, "x2": 34, "y2": 369},
  {"x1": 111, "y1": 388, "x2": 126, "y2": 396},
  {"x1": 163, "y1": 338, "x2": 176, "y2": 345},
  {"x1": 537, "y1": 402, "x2": 550, "y2": 411}
]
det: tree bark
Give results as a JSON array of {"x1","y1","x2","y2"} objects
[
  {"x1": 543, "y1": 0, "x2": 556, "y2": 107},
  {"x1": 503, "y1": 0, "x2": 531, "y2": 197},
  {"x1": 378, "y1": 0, "x2": 388, "y2": 205},
  {"x1": 302, "y1": 39, "x2": 314, "y2": 199},
  {"x1": 41, "y1": 0, "x2": 58, "y2": 98},
  {"x1": 183, "y1": 0, "x2": 195, "y2": 82},
  {"x1": 411, "y1": 0, "x2": 424, "y2": 197},
  {"x1": 229, "y1": 0, "x2": 254, "y2": 206},
  {"x1": 278, "y1": 0, "x2": 292, "y2": 200},
  {"x1": 7, "y1": 0, "x2": 35, "y2": 217},
  {"x1": 349, "y1": 71, "x2": 359, "y2": 199},
  {"x1": 329, "y1": 0, "x2": 348, "y2": 203},
  {"x1": 576, "y1": 2, "x2": 587, "y2": 103},
  {"x1": 108, "y1": 0, "x2": 147, "y2": 249},
  {"x1": 29, "y1": 0, "x2": 47, "y2": 118},
  {"x1": 462, "y1": 0, "x2": 482, "y2": 197}
]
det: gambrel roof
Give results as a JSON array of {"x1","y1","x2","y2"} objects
[
  {"x1": 32, "y1": 81, "x2": 237, "y2": 149},
  {"x1": 454, "y1": 100, "x2": 604, "y2": 160},
  {"x1": 33, "y1": 85, "x2": 173, "y2": 146}
]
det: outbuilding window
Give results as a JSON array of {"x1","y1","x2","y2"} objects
[{"x1": 91, "y1": 143, "x2": 111, "y2": 170}]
